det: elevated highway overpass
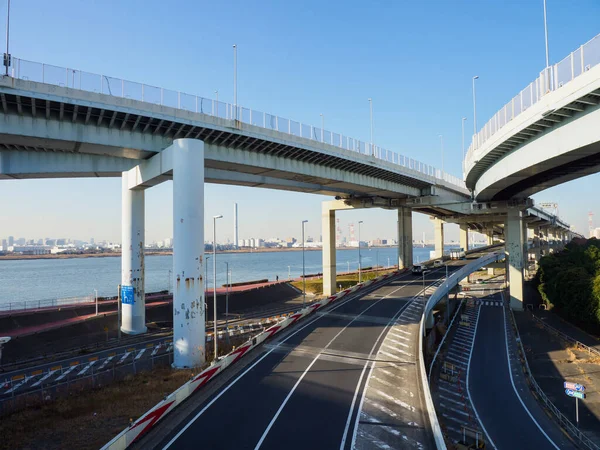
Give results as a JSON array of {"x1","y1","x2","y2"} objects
[{"x1": 0, "y1": 57, "x2": 574, "y2": 369}]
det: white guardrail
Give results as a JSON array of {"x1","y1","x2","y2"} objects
[
  {"x1": 6, "y1": 57, "x2": 465, "y2": 190},
  {"x1": 418, "y1": 251, "x2": 505, "y2": 450},
  {"x1": 101, "y1": 271, "x2": 401, "y2": 449},
  {"x1": 466, "y1": 32, "x2": 600, "y2": 164},
  {"x1": 0, "y1": 295, "x2": 94, "y2": 313}
]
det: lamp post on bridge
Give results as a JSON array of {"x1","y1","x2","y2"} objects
[
  {"x1": 4, "y1": 0, "x2": 10, "y2": 76},
  {"x1": 302, "y1": 220, "x2": 308, "y2": 305},
  {"x1": 215, "y1": 90, "x2": 219, "y2": 117},
  {"x1": 320, "y1": 113, "x2": 324, "y2": 142},
  {"x1": 439, "y1": 134, "x2": 444, "y2": 173},
  {"x1": 543, "y1": 0, "x2": 550, "y2": 69},
  {"x1": 472, "y1": 76, "x2": 479, "y2": 137},
  {"x1": 358, "y1": 221, "x2": 364, "y2": 283},
  {"x1": 233, "y1": 44, "x2": 237, "y2": 121},
  {"x1": 368, "y1": 98, "x2": 374, "y2": 156},
  {"x1": 213, "y1": 214, "x2": 223, "y2": 360},
  {"x1": 461, "y1": 117, "x2": 467, "y2": 163}
]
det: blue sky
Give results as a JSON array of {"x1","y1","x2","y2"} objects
[{"x1": 0, "y1": 0, "x2": 598, "y2": 243}]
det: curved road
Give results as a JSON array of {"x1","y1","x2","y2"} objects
[
  {"x1": 469, "y1": 288, "x2": 576, "y2": 449},
  {"x1": 142, "y1": 268, "x2": 455, "y2": 450}
]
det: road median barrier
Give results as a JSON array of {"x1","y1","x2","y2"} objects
[{"x1": 101, "y1": 270, "x2": 402, "y2": 450}]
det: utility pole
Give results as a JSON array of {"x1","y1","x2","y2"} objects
[
  {"x1": 4, "y1": 0, "x2": 10, "y2": 76},
  {"x1": 302, "y1": 220, "x2": 308, "y2": 305},
  {"x1": 213, "y1": 214, "x2": 223, "y2": 360},
  {"x1": 233, "y1": 44, "x2": 237, "y2": 121}
]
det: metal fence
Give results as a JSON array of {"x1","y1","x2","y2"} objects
[
  {"x1": 466, "y1": 32, "x2": 600, "y2": 164},
  {"x1": 530, "y1": 313, "x2": 600, "y2": 358},
  {"x1": 506, "y1": 303, "x2": 599, "y2": 450},
  {"x1": 0, "y1": 295, "x2": 94, "y2": 313},
  {"x1": 7, "y1": 57, "x2": 465, "y2": 190}
]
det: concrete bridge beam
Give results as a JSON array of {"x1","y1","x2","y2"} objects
[
  {"x1": 172, "y1": 138, "x2": 206, "y2": 368},
  {"x1": 121, "y1": 172, "x2": 147, "y2": 335}
]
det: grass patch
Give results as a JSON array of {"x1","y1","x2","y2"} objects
[{"x1": 292, "y1": 269, "x2": 396, "y2": 296}]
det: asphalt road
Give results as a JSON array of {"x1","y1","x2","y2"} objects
[
  {"x1": 153, "y1": 268, "x2": 455, "y2": 450},
  {"x1": 469, "y1": 288, "x2": 576, "y2": 450}
]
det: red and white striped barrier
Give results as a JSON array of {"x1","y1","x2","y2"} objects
[{"x1": 101, "y1": 271, "x2": 401, "y2": 450}]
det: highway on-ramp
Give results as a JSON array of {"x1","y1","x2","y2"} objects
[
  {"x1": 142, "y1": 268, "x2": 455, "y2": 450},
  {"x1": 469, "y1": 288, "x2": 576, "y2": 450}
]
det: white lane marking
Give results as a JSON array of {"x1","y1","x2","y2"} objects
[
  {"x1": 253, "y1": 291, "x2": 394, "y2": 450},
  {"x1": 347, "y1": 273, "x2": 449, "y2": 450},
  {"x1": 378, "y1": 350, "x2": 408, "y2": 362},
  {"x1": 356, "y1": 429, "x2": 393, "y2": 450},
  {"x1": 467, "y1": 305, "x2": 497, "y2": 450},
  {"x1": 439, "y1": 394, "x2": 464, "y2": 406},
  {"x1": 438, "y1": 386, "x2": 462, "y2": 397},
  {"x1": 382, "y1": 343, "x2": 412, "y2": 357},
  {"x1": 502, "y1": 306, "x2": 561, "y2": 450},
  {"x1": 371, "y1": 375, "x2": 415, "y2": 397},
  {"x1": 386, "y1": 337, "x2": 410, "y2": 348},
  {"x1": 163, "y1": 273, "x2": 401, "y2": 449},
  {"x1": 372, "y1": 388, "x2": 415, "y2": 413},
  {"x1": 440, "y1": 403, "x2": 470, "y2": 416},
  {"x1": 389, "y1": 331, "x2": 410, "y2": 341}
]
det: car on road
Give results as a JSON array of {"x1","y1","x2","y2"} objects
[
  {"x1": 412, "y1": 265, "x2": 429, "y2": 275},
  {"x1": 433, "y1": 260, "x2": 443, "y2": 268}
]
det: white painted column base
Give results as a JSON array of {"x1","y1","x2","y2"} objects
[
  {"x1": 433, "y1": 218, "x2": 444, "y2": 259},
  {"x1": 398, "y1": 207, "x2": 413, "y2": 269},
  {"x1": 506, "y1": 210, "x2": 525, "y2": 311}
]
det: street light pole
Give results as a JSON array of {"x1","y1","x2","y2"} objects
[
  {"x1": 233, "y1": 44, "x2": 237, "y2": 121},
  {"x1": 215, "y1": 90, "x2": 219, "y2": 117},
  {"x1": 213, "y1": 214, "x2": 223, "y2": 360},
  {"x1": 288, "y1": 265, "x2": 291, "y2": 281},
  {"x1": 461, "y1": 117, "x2": 467, "y2": 161},
  {"x1": 224, "y1": 261, "x2": 230, "y2": 342},
  {"x1": 4, "y1": 0, "x2": 10, "y2": 76},
  {"x1": 439, "y1": 134, "x2": 444, "y2": 173},
  {"x1": 320, "y1": 113, "x2": 324, "y2": 142},
  {"x1": 472, "y1": 76, "x2": 479, "y2": 137},
  {"x1": 543, "y1": 0, "x2": 549, "y2": 68},
  {"x1": 368, "y1": 98, "x2": 373, "y2": 156},
  {"x1": 302, "y1": 220, "x2": 308, "y2": 305},
  {"x1": 358, "y1": 221, "x2": 363, "y2": 283},
  {"x1": 94, "y1": 289, "x2": 98, "y2": 316}
]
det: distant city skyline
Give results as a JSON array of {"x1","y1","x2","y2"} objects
[{"x1": 0, "y1": 1, "x2": 596, "y2": 245}]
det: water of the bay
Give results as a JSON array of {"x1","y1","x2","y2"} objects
[{"x1": 0, "y1": 246, "x2": 451, "y2": 304}]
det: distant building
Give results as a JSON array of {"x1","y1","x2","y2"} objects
[{"x1": 8, "y1": 236, "x2": 14, "y2": 246}]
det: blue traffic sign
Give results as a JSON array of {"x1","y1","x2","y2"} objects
[
  {"x1": 564, "y1": 381, "x2": 585, "y2": 392},
  {"x1": 565, "y1": 389, "x2": 586, "y2": 400},
  {"x1": 121, "y1": 285, "x2": 134, "y2": 305}
]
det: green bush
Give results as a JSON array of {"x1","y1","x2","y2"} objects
[{"x1": 536, "y1": 238, "x2": 600, "y2": 332}]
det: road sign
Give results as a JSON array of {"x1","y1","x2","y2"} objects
[
  {"x1": 121, "y1": 285, "x2": 134, "y2": 305},
  {"x1": 565, "y1": 389, "x2": 586, "y2": 400},
  {"x1": 564, "y1": 381, "x2": 585, "y2": 392}
]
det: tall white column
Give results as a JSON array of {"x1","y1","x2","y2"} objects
[
  {"x1": 506, "y1": 210, "x2": 524, "y2": 311},
  {"x1": 322, "y1": 204, "x2": 336, "y2": 297},
  {"x1": 459, "y1": 223, "x2": 469, "y2": 252},
  {"x1": 398, "y1": 207, "x2": 413, "y2": 269},
  {"x1": 172, "y1": 138, "x2": 205, "y2": 368},
  {"x1": 433, "y1": 217, "x2": 444, "y2": 259},
  {"x1": 121, "y1": 172, "x2": 146, "y2": 335}
]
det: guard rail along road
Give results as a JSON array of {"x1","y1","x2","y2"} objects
[
  {"x1": 101, "y1": 270, "x2": 401, "y2": 449},
  {"x1": 8, "y1": 57, "x2": 464, "y2": 189}
]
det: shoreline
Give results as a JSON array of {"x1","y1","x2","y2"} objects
[{"x1": 0, "y1": 244, "x2": 476, "y2": 262}]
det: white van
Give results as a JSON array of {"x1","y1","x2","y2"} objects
[{"x1": 433, "y1": 260, "x2": 443, "y2": 268}]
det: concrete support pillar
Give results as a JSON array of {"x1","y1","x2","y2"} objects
[
  {"x1": 486, "y1": 229, "x2": 494, "y2": 246},
  {"x1": 121, "y1": 172, "x2": 146, "y2": 335},
  {"x1": 322, "y1": 204, "x2": 336, "y2": 297},
  {"x1": 398, "y1": 207, "x2": 413, "y2": 269},
  {"x1": 506, "y1": 210, "x2": 525, "y2": 311},
  {"x1": 459, "y1": 224, "x2": 469, "y2": 252},
  {"x1": 425, "y1": 309, "x2": 435, "y2": 329},
  {"x1": 433, "y1": 218, "x2": 444, "y2": 259},
  {"x1": 172, "y1": 139, "x2": 205, "y2": 368}
]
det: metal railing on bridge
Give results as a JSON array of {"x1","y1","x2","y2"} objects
[
  {"x1": 466, "y1": 32, "x2": 600, "y2": 165},
  {"x1": 0, "y1": 295, "x2": 94, "y2": 313},
  {"x1": 6, "y1": 57, "x2": 465, "y2": 190}
]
